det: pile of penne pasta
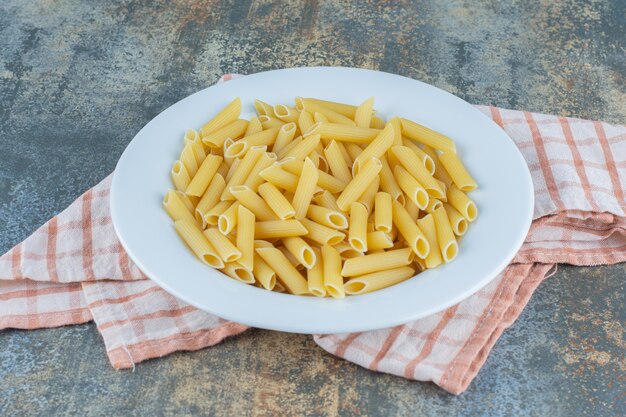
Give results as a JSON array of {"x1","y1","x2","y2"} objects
[{"x1": 164, "y1": 97, "x2": 478, "y2": 297}]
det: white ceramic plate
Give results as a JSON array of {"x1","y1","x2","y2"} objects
[{"x1": 111, "y1": 67, "x2": 533, "y2": 334}]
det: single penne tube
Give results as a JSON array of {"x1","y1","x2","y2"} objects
[
  {"x1": 341, "y1": 247, "x2": 413, "y2": 277},
  {"x1": 438, "y1": 152, "x2": 477, "y2": 192},
  {"x1": 258, "y1": 182, "x2": 296, "y2": 220},
  {"x1": 229, "y1": 185, "x2": 277, "y2": 221},
  {"x1": 236, "y1": 205, "x2": 255, "y2": 271},
  {"x1": 379, "y1": 155, "x2": 404, "y2": 204},
  {"x1": 205, "y1": 200, "x2": 232, "y2": 226},
  {"x1": 344, "y1": 266, "x2": 415, "y2": 295},
  {"x1": 282, "y1": 237, "x2": 316, "y2": 269},
  {"x1": 447, "y1": 184, "x2": 478, "y2": 221},
  {"x1": 283, "y1": 134, "x2": 320, "y2": 161},
  {"x1": 391, "y1": 146, "x2": 444, "y2": 199},
  {"x1": 225, "y1": 127, "x2": 280, "y2": 158},
  {"x1": 195, "y1": 174, "x2": 226, "y2": 223},
  {"x1": 254, "y1": 220, "x2": 308, "y2": 239},
  {"x1": 204, "y1": 228, "x2": 242, "y2": 262},
  {"x1": 282, "y1": 159, "x2": 347, "y2": 194},
  {"x1": 259, "y1": 115, "x2": 285, "y2": 129},
  {"x1": 424, "y1": 198, "x2": 443, "y2": 214},
  {"x1": 391, "y1": 200, "x2": 429, "y2": 259},
  {"x1": 201, "y1": 97, "x2": 241, "y2": 137},
  {"x1": 324, "y1": 140, "x2": 352, "y2": 184},
  {"x1": 388, "y1": 117, "x2": 403, "y2": 147},
  {"x1": 432, "y1": 206, "x2": 458, "y2": 263},
  {"x1": 217, "y1": 200, "x2": 240, "y2": 235},
  {"x1": 259, "y1": 163, "x2": 299, "y2": 192},
  {"x1": 253, "y1": 253, "x2": 276, "y2": 290},
  {"x1": 272, "y1": 122, "x2": 297, "y2": 154},
  {"x1": 221, "y1": 146, "x2": 266, "y2": 200},
  {"x1": 174, "y1": 190, "x2": 197, "y2": 212},
  {"x1": 307, "y1": 204, "x2": 348, "y2": 230},
  {"x1": 353, "y1": 123, "x2": 394, "y2": 175},
  {"x1": 222, "y1": 137, "x2": 236, "y2": 166},
  {"x1": 185, "y1": 154, "x2": 224, "y2": 197},
  {"x1": 202, "y1": 118, "x2": 249, "y2": 148},
  {"x1": 276, "y1": 136, "x2": 303, "y2": 160},
  {"x1": 244, "y1": 116, "x2": 263, "y2": 137},
  {"x1": 300, "y1": 218, "x2": 345, "y2": 246},
  {"x1": 370, "y1": 115, "x2": 386, "y2": 129},
  {"x1": 348, "y1": 202, "x2": 369, "y2": 252},
  {"x1": 334, "y1": 241, "x2": 364, "y2": 259},
  {"x1": 416, "y1": 214, "x2": 443, "y2": 268},
  {"x1": 297, "y1": 98, "x2": 357, "y2": 118},
  {"x1": 278, "y1": 246, "x2": 301, "y2": 268},
  {"x1": 393, "y1": 165, "x2": 429, "y2": 210},
  {"x1": 298, "y1": 111, "x2": 315, "y2": 134},
  {"x1": 354, "y1": 97, "x2": 374, "y2": 128},
  {"x1": 164, "y1": 190, "x2": 197, "y2": 225},
  {"x1": 306, "y1": 122, "x2": 382, "y2": 144},
  {"x1": 400, "y1": 118, "x2": 456, "y2": 154},
  {"x1": 254, "y1": 99, "x2": 276, "y2": 117},
  {"x1": 336, "y1": 158, "x2": 383, "y2": 211},
  {"x1": 292, "y1": 158, "x2": 319, "y2": 219},
  {"x1": 402, "y1": 137, "x2": 435, "y2": 175},
  {"x1": 220, "y1": 262, "x2": 255, "y2": 284},
  {"x1": 443, "y1": 203, "x2": 468, "y2": 236},
  {"x1": 184, "y1": 129, "x2": 206, "y2": 166},
  {"x1": 225, "y1": 158, "x2": 240, "y2": 182},
  {"x1": 374, "y1": 192, "x2": 393, "y2": 233},
  {"x1": 242, "y1": 152, "x2": 277, "y2": 192},
  {"x1": 344, "y1": 143, "x2": 363, "y2": 161},
  {"x1": 179, "y1": 142, "x2": 199, "y2": 178},
  {"x1": 174, "y1": 220, "x2": 223, "y2": 268},
  {"x1": 273, "y1": 104, "x2": 299, "y2": 123},
  {"x1": 255, "y1": 247, "x2": 309, "y2": 295},
  {"x1": 322, "y1": 245, "x2": 345, "y2": 299},
  {"x1": 313, "y1": 190, "x2": 342, "y2": 213},
  {"x1": 420, "y1": 145, "x2": 454, "y2": 186},
  {"x1": 171, "y1": 160, "x2": 191, "y2": 192},
  {"x1": 367, "y1": 231, "x2": 394, "y2": 250},
  {"x1": 295, "y1": 97, "x2": 356, "y2": 126},
  {"x1": 357, "y1": 176, "x2": 379, "y2": 213},
  {"x1": 307, "y1": 247, "x2": 326, "y2": 297},
  {"x1": 314, "y1": 111, "x2": 329, "y2": 123},
  {"x1": 405, "y1": 198, "x2": 421, "y2": 221}
]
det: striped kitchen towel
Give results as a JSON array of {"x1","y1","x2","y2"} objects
[{"x1": 1, "y1": 74, "x2": 625, "y2": 395}]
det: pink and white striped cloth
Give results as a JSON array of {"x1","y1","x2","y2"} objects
[{"x1": 2, "y1": 75, "x2": 625, "y2": 395}]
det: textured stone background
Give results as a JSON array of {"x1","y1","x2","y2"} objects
[{"x1": 1, "y1": 1, "x2": 624, "y2": 416}]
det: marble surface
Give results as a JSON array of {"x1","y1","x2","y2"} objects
[{"x1": 1, "y1": 1, "x2": 624, "y2": 416}]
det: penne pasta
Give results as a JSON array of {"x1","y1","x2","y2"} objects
[
  {"x1": 282, "y1": 237, "x2": 316, "y2": 269},
  {"x1": 195, "y1": 174, "x2": 226, "y2": 224},
  {"x1": 392, "y1": 200, "x2": 429, "y2": 259},
  {"x1": 374, "y1": 192, "x2": 393, "y2": 233},
  {"x1": 400, "y1": 118, "x2": 456, "y2": 154},
  {"x1": 391, "y1": 145, "x2": 444, "y2": 199},
  {"x1": 180, "y1": 142, "x2": 199, "y2": 177},
  {"x1": 354, "y1": 97, "x2": 374, "y2": 128},
  {"x1": 171, "y1": 160, "x2": 191, "y2": 192},
  {"x1": 242, "y1": 151, "x2": 277, "y2": 192},
  {"x1": 253, "y1": 252, "x2": 276, "y2": 290},
  {"x1": 334, "y1": 241, "x2": 364, "y2": 259},
  {"x1": 336, "y1": 158, "x2": 383, "y2": 211},
  {"x1": 186, "y1": 154, "x2": 223, "y2": 197},
  {"x1": 202, "y1": 118, "x2": 249, "y2": 148},
  {"x1": 174, "y1": 191, "x2": 197, "y2": 212},
  {"x1": 344, "y1": 266, "x2": 415, "y2": 295},
  {"x1": 230, "y1": 185, "x2": 278, "y2": 221},
  {"x1": 163, "y1": 190, "x2": 197, "y2": 225},
  {"x1": 205, "y1": 201, "x2": 231, "y2": 226},
  {"x1": 272, "y1": 122, "x2": 297, "y2": 154},
  {"x1": 353, "y1": 123, "x2": 394, "y2": 175},
  {"x1": 225, "y1": 158, "x2": 241, "y2": 182},
  {"x1": 357, "y1": 176, "x2": 379, "y2": 213},
  {"x1": 174, "y1": 220, "x2": 223, "y2": 268},
  {"x1": 222, "y1": 146, "x2": 266, "y2": 200},
  {"x1": 220, "y1": 262, "x2": 255, "y2": 284},
  {"x1": 405, "y1": 198, "x2": 421, "y2": 222},
  {"x1": 438, "y1": 152, "x2": 477, "y2": 192},
  {"x1": 244, "y1": 116, "x2": 263, "y2": 137},
  {"x1": 313, "y1": 190, "x2": 342, "y2": 212},
  {"x1": 344, "y1": 143, "x2": 363, "y2": 162},
  {"x1": 424, "y1": 198, "x2": 443, "y2": 214},
  {"x1": 324, "y1": 140, "x2": 352, "y2": 184},
  {"x1": 307, "y1": 204, "x2": 348, "y2": 230},
  {"x1": 225, "y1": 127, "x2": 280, "y2": 158},
  {"x1": 236, "y1": 205, "x2": 255, "y2": 271},
  {"x1": 282, "y1": 159, "x2": 347, "y2": 194},
  {"x1": 283, "y1": 134, "x2": 321, "y2": 161},
  {"x1": 300, "y1": 218, "x2": 345, "y2": 245},
  {"x1": 254, "y1": 99, "x2": 276, "y2": 117},
  {"x1": 184, "y1": 129, "x2": 206, "y2": 167},
  {"x1": 295, "y1": 97, "x2": 356, "y2": 126},
  {"x1": 393, "y1": 165, "x2": 429, "y2": 209},
  {"x1": 291, "y1": 158, "x2": 319, "y2": 219},
  {"x1": 255, "y1": 247, "x2": 309, "y2": 295},
  {"x1": 367, "y1": 231, "x2": 395, "y2": 250},
  {"x1": 297, "y1": 98, "x2": 357, "y2": 118},
  {"x1": 379, "y1": 155, "x2": 404, "y2": 204},
  {"x1": 370, "y1": 115, "x2": 386, "y2": 129},
  {"x1": 218, "y1": 201, "x2": 240, "y2": 235},
  {"x1": 201, "y1": 97, "x2": 241, "y2": 136},
  {"x1": 402, "y1": 137, "x2": 435, "y2": 175},
  {"x1": 259, "y1": 162, "x2": 299, "y2": 192},
  {"x1": 254, "y1": 220, "x2": 308, "y2": 239},
  {"x1": 421, "y1": 145, "x2": 454, "y2": 187},
  {"x1": 204, "y1": 228, "x2": 242, "y2": 262},
  {"x1": 273, "y1": 104, "x2": 300, "y2": 123},
  {"x1": 432, "y1": 206, "x2": 458, "y2": 263},
  {"x1": 341, "y1": 247, "x2": 413, "y2": 277},
  {"x1": 443, "y1": 203, "x2": 469, "y2": 236},
  {"x1": 313, "y1": 112, "x2": 329, "y2": 123},
  {"x1": 258, "y1": 182, "x2": 296, "y2": 220},
  {"x1": 348, "y1": 202, "x2": 368, "y2": 252},
  {"x1": 447, "y1": 184, "x2": 478, "y2": 221},
  {"x1": 297, "y1": 111, "x2": 315, "y2": 134},
  {"x1": 307, "y1": 247, "x2": 326, "y2": 297},
  {"x1": 322, "y1": 245, "x2": 345, "y2": 299},
  {"x1": 259, "y1": 115, "x2": 285, "y2": 129},
  {"x1": 416, "y1": 214, "x2": 443, "y2": 268},
  {"x1": 306, "y1": 123, "x2": 382, "y2": 144}
]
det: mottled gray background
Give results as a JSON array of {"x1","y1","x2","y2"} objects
[{"x1": 1, "y1": 1, "x2": 625, "y2": 416}]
